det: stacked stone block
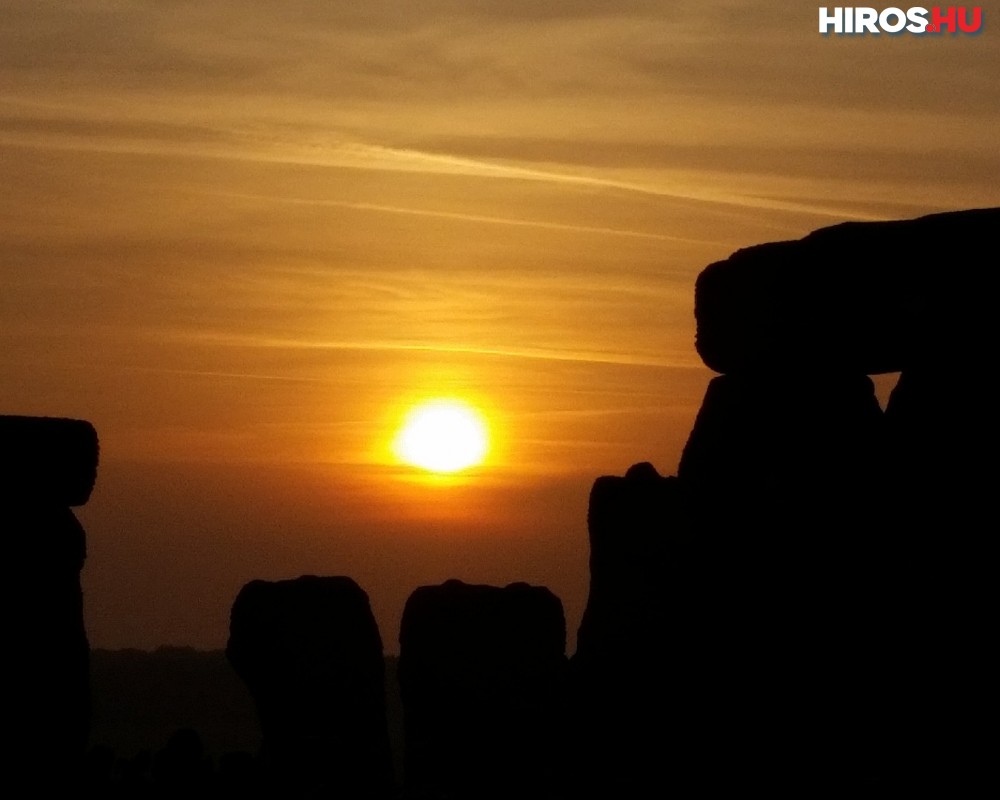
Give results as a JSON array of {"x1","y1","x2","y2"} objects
[{"x1": 574, "y1": 207, "x2": 998, "y2": 792}]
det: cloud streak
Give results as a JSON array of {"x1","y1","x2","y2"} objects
[
  {"x1": 154, "y1": 328, "x2": 703, "y2": 371},
  {"x1": 4, "y1": 2, "x2": 996, "y2": 218}
]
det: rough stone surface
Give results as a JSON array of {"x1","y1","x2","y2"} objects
[{"x1": 226, "y1": 575, "x2": 393, "y2": 799}]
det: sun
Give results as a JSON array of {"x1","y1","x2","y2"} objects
[{"x1": 393, "y1": 399, "x2": 490, "y2": 473}]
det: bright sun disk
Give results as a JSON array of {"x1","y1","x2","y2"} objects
[{"x1": 393, "y1": 400, "x2": 489, "y2": 473}]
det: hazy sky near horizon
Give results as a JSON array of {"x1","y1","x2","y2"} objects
[{"x1": 3, "y1": 1, "x2": 998, "y2": 650}]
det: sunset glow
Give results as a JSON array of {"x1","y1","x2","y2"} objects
[
  {"x1": 1, "y1": 0, "x2": 996, "y2": 653},
  {"x1": 393, "y1": 400, "x2": 490, "y2": 473}
]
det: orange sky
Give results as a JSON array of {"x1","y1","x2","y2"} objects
[{"x1": 2, "y1": 2, "x2": 998, "y2": 651}]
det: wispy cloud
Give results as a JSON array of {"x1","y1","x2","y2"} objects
[
  {"x1": 4, "y1": 2, "x2": 996, "y2": 218},
  {"x1": 205, "y1": 190, "x2": 720, "y2": 244},
  {"x1": 154, "y1": 328, "x2": 703, "y2": 370}
]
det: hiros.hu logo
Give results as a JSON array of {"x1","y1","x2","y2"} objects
[{"x1": 819, "y1": 6, "x2": 983, "y2": 33}]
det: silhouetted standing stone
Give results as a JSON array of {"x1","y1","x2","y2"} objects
[
  {"x1": 574, "y1": 373, "x2": 893, "y2": 790},
  {"x1": 226, "y1": 576, "x2": 393, "y2": 799},
  {"x1": 1, "y1": 415, "x2": 98, "y2": 791},
  {"x1": 576, "y1": 463, "x2": 694, "y2": 662},
  {"x1": 571, "y1": 464, "x2": 718, "y2": 794},
  {"x1": 399, "y1": 579, "x2": 567, "y2": 799},
  {"x1": 677, "y1": 373, "x2": 891, "y2": 789},
  {"x1": 679, "y1": 372, "x2": 885, "y2": 513},
  {"x1": 882, "y1": 364, "x2": 992, "y2": 790}
]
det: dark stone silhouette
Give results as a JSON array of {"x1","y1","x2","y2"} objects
[
  {"x1": 880, "y1": 367, "x2": 991, "y2": 790},
  {"x1": 571, "y1": 463, "x2": 708, "y2": 794},
  {"x1": 226, "y1": 575, "x2": 393, "y2": 799},
  {"x1": 83, "y1": 743, "x2": 116, "y2": 793},
  {"x1": 576, "y1": 462, "x2": 693, "y2": 662},
  {"x1": 678, "y1": 373, "x2": 891, "y2": 788},
  {"x1": 152, "y1": 727, "x2": 213, "y2": 798},
  {"x1": 682, "y1": 208, "x2": 998, "y2": 790},
  {"x1": 673, "y1": 313, "x2": 899, "y2": 789},
  {"x1": 217, "y1": 750, "x2": 263, "y2": 800},
  {"x1": 567, "y1": 207, "x2": 1000, "y2": 793},
  {"x1": 884, "y1": 359, "x2": 988, "y2": 512},
  {"x1": 694, "y1": 207, "x2": 999, "y2": 374},
  {"x1": 679, "y1": 372, "x2": 885, "y2": 510},
  {"x1": 576, "y1": 457, "x2": 890, "y2": 788},
  {"x1": 2, "y1": 415, "x2": 97, "y2": 789},
  {"x1": 1, "y1": 415, "x2": 99, "y2": 506},
  {"x1": 399, "y1": 579, "x2": 567, "y2": 799}
]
